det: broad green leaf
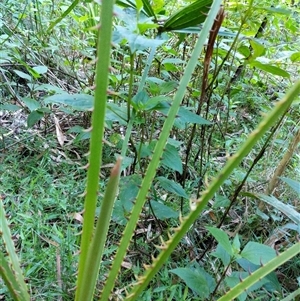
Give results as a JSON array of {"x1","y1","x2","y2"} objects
[
  {"x1": 143, "y1": 96, "x2": 166, "y2": 111},
  {"x1": 161, "y1": 144, "x2": 182, "y2": 173},
  {"x1": 170, "y1": 267, "x2": 215, "y2": 298},
  {"x1": 156, "y1": 103, "x2": 211, "y2": 128},
  {"x1": 112, "y1": 200, "x2": 127, "y2": 225},
  {"x1": 238, "y1": 45, "x2": 251, "y2": 58},
  {"x1": 27, "y1": 110, "x2": 44, "y2": 127},
  {"x1": 211, "y1": 244, "x2": 231, "y2": 266},
  {"x1": 116, "y1": 0, "x2": 155, "y2": 18},
  {"x1": 241, "y1": 242, "x2": 276, "y2": 265},
  {"x1": 0, "y1": 104, "x2": 21, "y2": 111},
  {"x1": 159, "y1": 81, "x2": 178, "y2": 94},
  {"x1": 114, "y1": 26, "x2": 165, "y2": 52},
  {"x1": 131, "y1": 90, "x2": 150, "y2": 111},
  {"x1": 106, "y1": 103, "x2": 127, "y2": 124},
  {"x1": 14, "y1": 70, "x2": 32, "y2": 81},
  {"x1": 177, "y1": 106, "x2": 211, "y2": 127},
  {"x1": 32, "y1": 65, "x2": 48, "y2": 75},
  {"x1": 152, "y1": 0, "x2": 164, "y2": 13},
  {"x1": 259, "y1": 6, "x2": 292, "y2": 15},
  {"x1": 44, "y1": 93, "x2": 94, "y2": 110},
  {"x1": 149, "y1": 200, "x2": 178, "y2": 219},
  {"x1": 255, "y1": 194, "x2": 300, "y2": 225},
  {"x1": 232, "y1": 235, "x2": 241, "y2": 255},
  {"x1": 280, "y1": 177, "x2": 300, "y2": 194},
  {"x1": 162, "y1": 58, "x2": 185, "y2": 65},
  {"x1": 167, "y1": 138, "x2": 183, "y2": 148},
  {"x1": 213, "y1": 194, "x2": 230, "y2": 208},
  {"x1": 33, "y1": 84, "x2": 65, "y2": 93},
  {"x1": 290, "y1": 52, "x2": 300, "y2": 62},
  {"x1": 161, "y1": 0, "x2": 213, "y2": 32},
  {"x1": 119, "y1": 175, "x2": 141, "y2": 212},
  {"x1": 250, "y1": 61, "x2": 290, "y2": 78},
  {"x1": 157, "y1": 176, "x2": 189, "y2": 199},
  {"x1": 22, "y1": 97, "x2": 41, "y2": 111},
  {"x1": 207, "y1": 227, "x2": 233, "y2": 256},
  {"x1": 249, "y1": 39, "x2": 265, "y2": 59},
  {"x1": 138, "y1": 22, "x2": 158, "y2": 33}
]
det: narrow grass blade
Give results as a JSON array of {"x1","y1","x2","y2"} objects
[{"x1": 0, "y1": 201, "x2": 30, "y2": 301}]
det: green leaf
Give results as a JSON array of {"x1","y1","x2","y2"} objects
[
  {"x1": 14, "y1": 70, "x2": 32, "y2": 81},
  {"x1": 157, "y1": 103, "x2": 211, "y2": 129},
  {"x1": 161, "y1": 144, "x2": 182, "y2": 173},
  {"x1": 119, "y1": 175, "x2": 141, "y2": 212},
  {"x1": 211, "y1": 244, "x2": 231, "y2": 266},
  {"x1": 170, "y1": 267, "x2": 214, "y2": 298},
  {"x1": 27, "y1": 110, "x2": 44, "y2": 127},
  {"x1": 162, "y1": 58, "x2": 185, "y2": 65},
  {"x1": 131, "y1": 90, "x2": 150, "y2": 111},
  {"x1": 149, "y1": 200, "x2": 178, "y2": 219},
  {"x1": 290, "y1": 52, "x2": 300, "y2": 62},
  {"x1": 44, "y1": 93, "x2": 94, "y2": 110},
  {"x1": 0, "y1": 104, "x2": 21, "y2": 111},
  {"x1": 177, "y1": 107, "x2": 211, "y2": 127},
  {"x1": 207, "y1": 227, "x2": 233, "y2": 256},
  {"x1": 143, "y1": 96, "x2": 166, "y2": 111},
  {"x1": 232, "y1": 235, "x2": 241, "y2": 255},
  {"x1": 249, "y1": 39, "x2": 265, "y2": 59},
  {"x1": 114, "y1": 26, "x2": 165, "y2": 52},
  {"x1": 250, "y1": 61, "x2": 290, "y2": 78},
  {"x1": 259, "y1": 6, "x2": 292, "y2": 15},
  {"x1": 141, "y1": 0, "x2": 156, "y2": 18},
  {"x1": 157, "y1": 176, "x2": 189, "y2": 199},
  {"x1": 136, "y1": 0, "x2": 143, "y2": 13},
  {"x1": 106, "y1": 103, "x2": 127, "y2": 124},
  {"x1": 241, "y1": 242, "x2": 276, "y2": 265},
  {"x1": 161, "y1": 0, "x2": 213, "y2": 32},
  {"x1": 33, "y1": 84, "x2": 64, "y2": 93},
  {"x1": 213, "y1": 194, "x2": 230, "y2": 208},
  {"x1": 22, "y1": 97, "x2": 41, "y2": 112},
  {"x1": 280, "y1": 177, "x2": 300, "y2": 194},
  {"x1": 238, "y1": 45, "x2": 251, "y2": 58},
  {"x1": 255, "y1": 194, "x2": 300, "y2": 225},
  {"x1": 32, "y1": 65, "x2": 48, "y2": 75},
  {"x1": 159, "y1": 81, "x2": 178, "y2": 94}
]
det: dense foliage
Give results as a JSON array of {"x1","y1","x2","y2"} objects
[{"x1": 0, "y1": 0, "x2": 299, "y2": 300}]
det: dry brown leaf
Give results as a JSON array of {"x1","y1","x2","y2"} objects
[
  {"x1": 68, "y1": 212, "x2": 84, "y2": 223},
  {"x1": 53, "y1": 115, "x2": 65, "y2": 146}
]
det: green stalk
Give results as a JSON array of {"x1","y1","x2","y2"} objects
[
  {"x1": 76, "y1": 159, "x2": 121, "y2": 300},
  {"x1": 99, "y1": 1, "x2": 222, "y2": 300},
  {"x1": 127, "y1": 53, "x2": 135, "y2": 120},
  {"x1": 281, "y1": 287, "x2": 300, "y2": 301},
  {"x1": 76, "y1": 0, "x2": 115, "y2": 299},
  {"x1": 126, "y1": 80, "x2": 300, "y2": 300}
]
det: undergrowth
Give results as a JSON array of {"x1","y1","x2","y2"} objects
[{"x1": 0, "y1": 0, "x2": 299, "y2": 300}]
